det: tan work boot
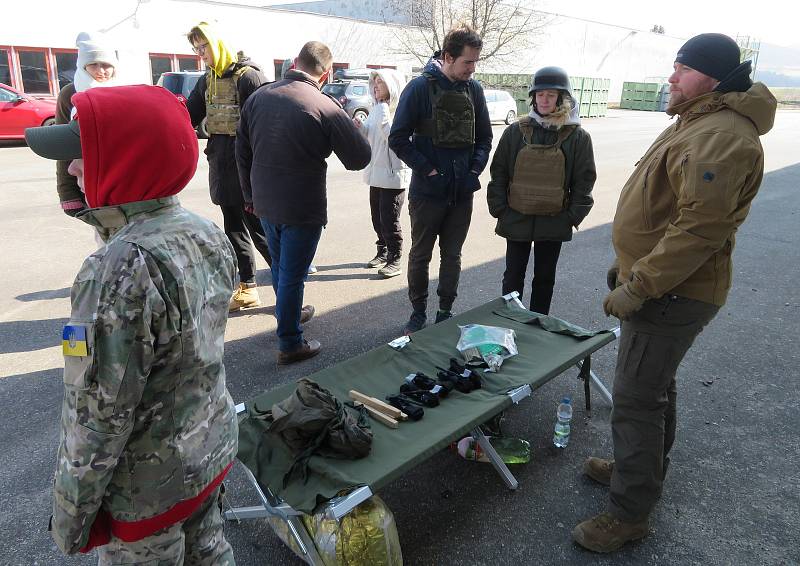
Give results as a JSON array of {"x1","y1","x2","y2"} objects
[
  {"x1": 583, "y1": 457, "x2": 614, "y2": 486},
  {"x1": 229, "y1": 282, "x2": 261, "y2": 312},
  {"x1": 572, "y1": 512, "x2": 649, "y2": 553}
]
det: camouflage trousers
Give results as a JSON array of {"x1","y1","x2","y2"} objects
[{"x1": 97, "y1": 487, "x2": 235, "y2": 565}]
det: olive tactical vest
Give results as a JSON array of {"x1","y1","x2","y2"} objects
[
  {"x1": 414, "y1": 73, "x2": 475, "y2": 149},
  {"x1": 205, "y1": 66, "x2": 249, "y2": 136},
  {"x1": 508, "y1": 118, "x2": 575, "y2": 216}
]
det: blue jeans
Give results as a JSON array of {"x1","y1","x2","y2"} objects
[{"x1": 260, "y1": 220, "x2": 323, "y2": 352}]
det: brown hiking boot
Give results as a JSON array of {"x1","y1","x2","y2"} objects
[
  {"x1": 277, "y1": 339, "x2": 321, "y2": 365},
  {"x1": 583, "y1": 457, "x2": 614, "y2": 486},
  {"x1": 229, "y1": 282, "x2": 261, "y2": 312},
  {"x1": 572, "y1": 512, "x2": 649, "y2": 553}
]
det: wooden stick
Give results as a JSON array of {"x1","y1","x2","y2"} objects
[
  {"x1": 354, "y1": 402, "x2": 399, "y2": 429},
  {"x1": 366, "y1": 394, "x2": 409, "y2": 421},
  {"x1": 349, "y1": 390, "x2": 403, "y2": 419}
]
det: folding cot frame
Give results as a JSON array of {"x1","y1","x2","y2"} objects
[{"x1": 223, "y1": 292, "x2": 618, "y2": 565}]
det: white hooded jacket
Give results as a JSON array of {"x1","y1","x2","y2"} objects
[{"x1": 361, "y1": 69, "x2": 410, "y2": 190}]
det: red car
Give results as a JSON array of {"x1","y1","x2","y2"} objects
[{"x1": 0, "y1": 83, "x2": 57, "y2": 140}]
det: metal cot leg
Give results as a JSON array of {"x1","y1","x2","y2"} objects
[
  {"x1": 470, "y1": 426, "x2": 519, "y2": 490},
  {"x1": 225, "y1": 463, "x2": 326, "y2": 566}
]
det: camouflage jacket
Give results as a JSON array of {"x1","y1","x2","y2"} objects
[{"x1": 53, "y1": 196, "x2": 239, "y2": 554}]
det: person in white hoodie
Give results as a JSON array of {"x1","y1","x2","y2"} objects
[{"x1": 356, "y1": 68, "x2": 410, "y2": 278}]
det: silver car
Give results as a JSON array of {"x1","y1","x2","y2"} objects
[
  {"x1": 483, "y1": 89, "x2": 518, "y2": 124},
  {"x1": 322, "y1": 80, "x2": 372, "y2": 123}
]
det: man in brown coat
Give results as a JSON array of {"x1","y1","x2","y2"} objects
[{"x1": 573, "y1": 33, "x2": 777, "y2": 552}]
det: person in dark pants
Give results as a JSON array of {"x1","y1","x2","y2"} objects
[
  {"x1": 356, "y1": 68, "x2": 410, "y2": 278},
  {"x1": 573, "y1": 34, "x2": 776, "y2": 553},
  {"x1": 487, "y1": 66, "x2": 596, "y2": 315},
  {"x1": 388, "y1": 25, "x2": 492, "y2": 334},
  {"x1": 237, "y1": 41, "x2": 370, "y2": 365},
  {"x1": 185, "y1": 21, "x2": 271, "y2": 312}
]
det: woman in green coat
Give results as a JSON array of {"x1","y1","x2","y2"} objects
[{"x1": 487, "y1": 66, "x2": 596, "y2": 314}]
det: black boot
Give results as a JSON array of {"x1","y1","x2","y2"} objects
[
  {"x1": 378, "y1": 252, "x2": 402, "y2": 278},
  {"x1": 366, "y1": 246, "x2": 388, "y2": 268}
]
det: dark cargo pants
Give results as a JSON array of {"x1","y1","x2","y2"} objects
[
  {"x1": 407, "y1": 198, "x2": 473, "y2": 313},
  {"x1": 609, "y1": 295, "x2": 720, "y2": 522}
]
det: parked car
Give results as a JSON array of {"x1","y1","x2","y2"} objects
[
  {"x1": 157, "y1": 71, "x2": 208, "y2": 138},
  {"x1": 333, "y1": 68, "x2": 371, "y2": 81},
  {"x1": 322, "y1": 79, "x2": 372, "y2": 123},
  {"x1": 0, "y1": 83, "x2": 57, "y2": 140},
  {"x1": 484, "y1": 89, "x2": 518, "y2": 124}
]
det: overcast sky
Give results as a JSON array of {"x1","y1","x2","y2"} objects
[
  {"x1": 536, "y1": 0, "x2": 800, "y2": 48},
  {"x1": 9, "y1": 0, "x2": 800, "y2": 49}
]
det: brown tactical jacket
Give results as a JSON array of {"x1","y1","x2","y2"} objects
[{"x1": 613, "y1": 83, "x2": 776, "y2": 305}]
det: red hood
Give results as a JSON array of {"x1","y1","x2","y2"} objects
[{"x1": 72, "y1": 85, "x2": 199, "y2": 208}]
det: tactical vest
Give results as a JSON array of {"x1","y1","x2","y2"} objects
[
  {"x1": 508, "y1": 118, "x2": 575, "y2": 216},
  {"x1": 414, "y1": 72, "x2": 475, "y2": 149},
  {"x1": 205, "y1": 66, "x2": 249, "y2": 136}
]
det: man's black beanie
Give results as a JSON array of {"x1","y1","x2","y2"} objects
[{"x1": 675, "y1": 33, "x2": 741, "y2": 80}]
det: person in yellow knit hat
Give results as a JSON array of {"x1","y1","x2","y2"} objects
[{"x1": 186, "y1": 22, "x2": 274, "y2": 312}]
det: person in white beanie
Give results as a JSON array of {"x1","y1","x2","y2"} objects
[{"x1": 54, "y1": 31, "x2": 119, "y2": 217}]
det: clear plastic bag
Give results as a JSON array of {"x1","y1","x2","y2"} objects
[{"x1": 456, "y1": 324, "x2": 518, "y2": 372}]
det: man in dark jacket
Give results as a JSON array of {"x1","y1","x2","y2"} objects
[
  {"x1": 186, "y1": 21, "x2": 271, "y2": 312},
  {"x1": 388, "y1": 25, "x2": 492, "y2": 334},
  {"x1": 237, "y1": 41, "x2": 371, "y2": 365}
]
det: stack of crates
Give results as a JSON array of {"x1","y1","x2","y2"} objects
[
  {"x1": 473, "y1": 73, "x2": 610, "y2": 119},
  {"x1": 571, "y1": 77, "x2": 610, "y2": 118},
  {"x1": 620, "y1": 82, "x2": 670, "y2": 111},
  {"x1": 658, "y1": 84, "x2": 671, "y2": 111}
]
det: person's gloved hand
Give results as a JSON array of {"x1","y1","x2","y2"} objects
[
  {"x1": 603, "y1": 283, "x2": 645, "y2": 320},
  {"x1": 606, "y1": 260, "x2": 620, "y2": 291}
]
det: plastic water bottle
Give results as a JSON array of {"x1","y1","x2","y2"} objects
[
  {"x1": 452, "y1": 436, "x2": 531, "y2": 464},
  {"x1": 553, "y1": 396, "x2": 573, "y2": 448}
]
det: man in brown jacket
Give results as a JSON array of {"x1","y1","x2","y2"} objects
[{"x1": 573, "y1": 33, "x2": 777, "y2": 553}]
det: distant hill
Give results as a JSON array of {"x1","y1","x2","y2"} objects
[
  {"x1": 755, "y1": 43, "x2": 800, "y2": 86},
  {"x1": 753, "y1": 70, "x2": 800, "y2": 87}
]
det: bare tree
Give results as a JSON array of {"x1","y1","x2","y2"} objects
[{"x1": 383, "y1": 0, "x2": 548, "y2": 66}]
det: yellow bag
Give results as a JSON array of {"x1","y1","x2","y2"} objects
[{"x1": 302, "y1": 494, "x2": 403, "y2": 566}]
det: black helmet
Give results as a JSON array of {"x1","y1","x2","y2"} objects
[{"x1": 529, "y1": 66, "x2": 572, "y2": 97}]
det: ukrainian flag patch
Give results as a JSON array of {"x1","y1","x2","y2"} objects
[{"x1": 62, "y1": 325, "x2": 89, "y2": 357}]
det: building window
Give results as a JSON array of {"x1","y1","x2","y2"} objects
[
  {"x1": 54, "y1": 50, "x2": 78, "y2": 92},
  {"x1": 18, "y1": 49, "x2": 50, "y2": 93},
  {"x1": 149, "y1": 54, "x2": 172, "y2": 85},
  {"x1": 177, "y1": 55, "x2": 201, "y2": 71},
  {"x1": 0, "y1": 48, "x2": 11, "y2": 85}
]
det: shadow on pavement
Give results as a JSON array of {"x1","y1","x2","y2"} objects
[
  {"x1": 0, "y1": 317, "x2": 69, "y2": 354},
  {"x1": 16, "y1": 287, "x2": 71, "y2": 302}
]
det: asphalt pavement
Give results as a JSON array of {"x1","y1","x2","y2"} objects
[{"x1": 0, "y1": 109, "x2": 798, "y2": 565}]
